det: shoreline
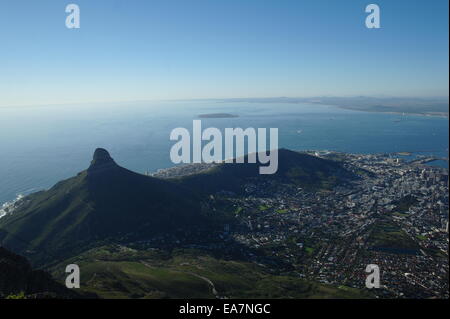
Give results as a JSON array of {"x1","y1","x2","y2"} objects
[
  {"x1": 215, "y1": 99, "x2": 449, "y2": 118},
  {"x1": 335, "y1": 105, "x2": 449, "y2": 118}
]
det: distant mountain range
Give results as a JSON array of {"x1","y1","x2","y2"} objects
[{"x1": 219, "y1": 96, "x2": 449, "y2": 116}]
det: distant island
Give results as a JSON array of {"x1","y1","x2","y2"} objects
[{"x1": 198, "y1": 113, "x2": 239, "y2": 118}]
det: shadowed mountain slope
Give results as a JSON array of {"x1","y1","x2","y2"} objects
[
  {"x1": 0, "y1": 149, "x2": 212, "y2": 265},
  {"x1": 0, "y1": 246, "x2": 82, "y2": 299},
  {"x1": 172, "y1": 149, "x2": 355, "y2": 195}
]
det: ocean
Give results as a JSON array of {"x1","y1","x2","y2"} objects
[{"x1": 0, "y1": 100, "x2": 448, "y2": 205}]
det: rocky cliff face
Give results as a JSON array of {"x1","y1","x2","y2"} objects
[{"x1": 0, "y1": 246, "x2": 80, "y2": 298}]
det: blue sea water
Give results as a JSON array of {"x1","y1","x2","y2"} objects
[{"x1": 0, "y1": 101, "x2": 448, "y2": 205}]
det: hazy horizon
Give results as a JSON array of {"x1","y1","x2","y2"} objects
[{"x1": 0, "y1": 95, "x2": 448, "y2": 110}]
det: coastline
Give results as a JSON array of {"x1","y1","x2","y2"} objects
[
  {"x1": 335, "y1": 105, "x2": 449, "y2": 118},
  {"x1": 216, "y1": 97, "x2": 449, "y2": 118}
]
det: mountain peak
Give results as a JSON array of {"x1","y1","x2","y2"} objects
[
  {"x1": 88, "y1": 148, "x2": 117, "y2": 173},
  {"x1": 93, "y1": 148, "x2": 112, "y2": 161}
]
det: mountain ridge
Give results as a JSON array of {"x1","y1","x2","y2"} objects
[
  {"x1": 0, "y1": 148, "x2": 355, "y2": 266},
  {"x1": 0, "y1": 149, "x2": 215, "y2": 265}
]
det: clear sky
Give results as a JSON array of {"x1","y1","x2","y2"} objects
[{"x1": 0, "y1": 0, "x2": 448, "y2": 107}]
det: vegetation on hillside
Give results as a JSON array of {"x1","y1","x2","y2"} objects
[
  {"x1": 50, "y1": 245, "x2": 371, "y2": 299},
  {"x1": 367, "y1": 220, "x2": 420, "y2": 254}
]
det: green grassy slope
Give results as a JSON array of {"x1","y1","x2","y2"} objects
[
  {"x1": 367, "y1": 219, "x2": 420, "y2": 254},
  {"x1": 50, "y1": 245, "x2": 371, "y2": 299}
]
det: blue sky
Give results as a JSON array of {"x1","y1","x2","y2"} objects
[{"x1": 0, "y1": 0, "x2": 448, "y2": 106}]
